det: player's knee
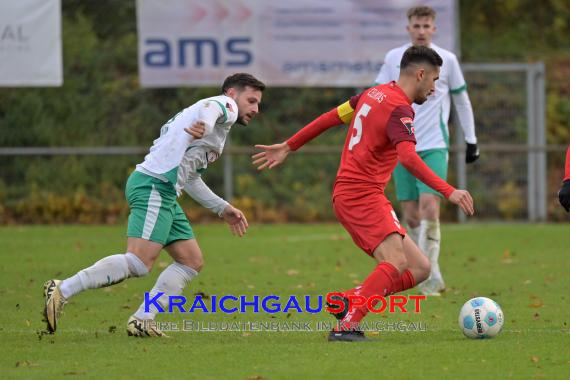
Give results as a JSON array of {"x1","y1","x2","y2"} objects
[
  {"x1": 402, "y1": 208, "x2": 420, "y2": 228},
  {"x1": 125, "y1": 252, "x2": 150, "y2": 277},
  {"x1": 190, "y1": 256, "x2": 204, "y2": 272},
  {"x1": 404, "y1": 215, "x2": 420, "y2": 228},
  {"x1": 180, "y1": 252, "x2": 204, "y2": 272},
  {"x1": 420, "y1": 198, "x2": 439, "y2": 219}
]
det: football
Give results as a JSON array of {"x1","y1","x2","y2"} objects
[{"x1": 458, "y1": 297, "x2": 504, "y2": 339}]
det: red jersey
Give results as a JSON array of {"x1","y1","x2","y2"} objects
[
  {"x1": 334, "y1": 82, "x2": 416, "y2": 196},
  {"x1": 286, "y1": 81, "x2": 455, "y2": 200}
]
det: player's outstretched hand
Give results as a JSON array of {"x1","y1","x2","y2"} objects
[
  {"x1": 252, "y1": 142, "x2": 291, "y2": 170},
  {"x1": 222, "y1": 205, "x2": 249, "y2": 237},
  {"x1": 558, "y1": 180, "x2": 570, "y2": 212},
  {"x1": 449, "y1": 189, "x2": 474, "y2": 216},
  {"x1": 184, "y1": 121, "x2": 206, "y2": 139}
]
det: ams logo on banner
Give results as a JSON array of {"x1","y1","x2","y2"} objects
[{"x1": 144, "y1": 38, "x2": 252, "y2": 68}]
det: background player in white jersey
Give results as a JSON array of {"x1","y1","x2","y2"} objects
[
  {"x1": 43, "y1": 73, "x2": 265, "y2": 336},
  {"x1": 374, "y1": 6, "x2": 479, "y2": 296}
]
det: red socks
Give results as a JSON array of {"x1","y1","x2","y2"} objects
[
  {"x1": 338, "y1": 263, "x2": 416, "y2": 331},
  {"x1": 392, "y1": 269, "x2": 416, "y2": 293},
  {"x1": 342, "y1": 269, "x2": 415, "y2": 297}
]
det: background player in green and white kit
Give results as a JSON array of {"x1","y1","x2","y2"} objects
[
  {"x1": 43, "y1": 73, "x2": 265, "y2": 336},
  {"x1": 374, "y1": 6, "x2": 479, "y2": 296}
]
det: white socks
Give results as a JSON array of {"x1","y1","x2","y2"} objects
[
  {"x1": 134, "y1": 262, "x2": 198, "y2": 320},
  {"x1": 60, "y1": 253, "x2": 148, "y2": 299},
  {"x1": 407, "y1": 225, "x2": 421, "y2": 245},
  {"x1": 418, "y1": 219, "x2": 443, "y2": 283},
  {"x1": 58, "y1": 254, "x2": 198, "y2": 321}
]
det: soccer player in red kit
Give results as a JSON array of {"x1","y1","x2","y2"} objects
[
  {"x1": 558, "y1": 146, "x2": 570, "y2": 211},
  {"x1": 253, "y1": 46, "x2": 474, "y2": 342}
]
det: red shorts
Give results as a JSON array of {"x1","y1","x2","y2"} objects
[{"x1": 332, "y1": 191, "x2": 406, "y2": 256}]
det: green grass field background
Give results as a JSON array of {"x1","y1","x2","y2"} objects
[{"x1": 1, "y1": 224, "x2": 569, "y2": 379}]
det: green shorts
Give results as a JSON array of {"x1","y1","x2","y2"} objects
[
  {"x1": 393, "y1": 148, "x2": 448, "y2": 201},
  {"x1": 125, "y1": 171, "x2": 194, "y2": 246}
]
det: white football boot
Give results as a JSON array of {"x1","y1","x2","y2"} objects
[
  {"x1": 43, "y1": 279, "x2": 67, "y2": 333},
  {"x1": 126, "y1": 315, "x2": 169, "y2": 338}
]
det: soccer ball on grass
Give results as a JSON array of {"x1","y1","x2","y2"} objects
[{"x1": 458, "y1": 297, "x2": 504, "y2": 339}]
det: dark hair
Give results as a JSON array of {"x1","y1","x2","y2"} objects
[
  {"x1": 407, "y1": 5, "x2": 436, "y2": 20},
  {"x1": 400, "y1": 45, "x2": 443, "y2": 70},
  {"x1": 222, "y1": 73, "x2": 266, "y2": 94}
]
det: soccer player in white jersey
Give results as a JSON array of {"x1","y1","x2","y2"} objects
[
  {"x1": 374, "y1": 6, "x2": 479, "y2": 295},
  {"x1": 43, "y1": 73, "x2": 265, "y2": 337}
]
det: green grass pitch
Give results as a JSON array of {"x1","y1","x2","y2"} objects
[{"x1": 1, "y1": 224, "x2": 569, "y2": 379}]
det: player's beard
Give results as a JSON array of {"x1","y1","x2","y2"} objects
[
  {"x1": 415, "y1": 95, "x2": 428, "y2": 105},
  {"x1": 415, "y1": 86, "x2": 432, "y2": 104},
  {"x1": 236, "y1": 113, "x2": 253, "y2": 126}
]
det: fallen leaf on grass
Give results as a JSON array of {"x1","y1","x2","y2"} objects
[
  {"x1": 501, "y1": 250, "x2": 514, "y2": 264},
  {"x1": 528, "y1": 295, "x2": 543, "y2": 308},
  {"x1": 15, "y1": 361, "x2": 39, "y2": 368},
  {"x1": 335, "y1": 260, "x2": 343, "y2": 272},
  {"x1": 543, "y1": 275, "x2": 554, "y2": 284}
]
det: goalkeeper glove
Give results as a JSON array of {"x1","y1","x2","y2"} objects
[
  {"x1": 558, "y1": 180, "x2": 570, "y2": 212},
  {"x1": 466, "y1": 143, "x2": 479, "y2": 164}
]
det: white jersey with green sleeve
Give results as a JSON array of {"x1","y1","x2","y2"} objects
[
  {"x1": 375, "y1": 43, "x2": 476, "y2": 151},
  {"x1": 136, "y1": 95, "x2": 238, "y2": 215}
]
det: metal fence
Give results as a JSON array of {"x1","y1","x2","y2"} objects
[{"x1": 456, "y1": 63, "x2": 547, "y2": 222}]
